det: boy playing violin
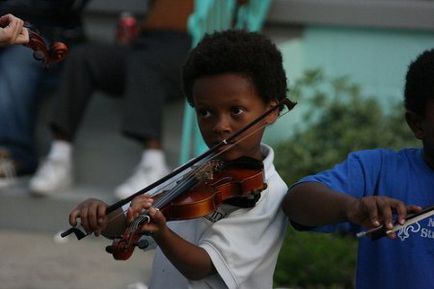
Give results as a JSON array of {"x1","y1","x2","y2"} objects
[{"x1": 68, "y1": 30, "x2": 293, "y2": 289}]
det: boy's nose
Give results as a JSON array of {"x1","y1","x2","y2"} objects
[{"x1": 213, "y1": 116, "x2": 232, "y2": 136}]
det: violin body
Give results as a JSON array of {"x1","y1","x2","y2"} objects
[
  {"x1": 161, "y1": 162, "x2": 266, "y2": 221},
  {"x1": 109, "y1": 156, "x2": 267, "y2": 260}
]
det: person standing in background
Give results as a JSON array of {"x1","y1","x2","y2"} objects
[
  {"x1": 0, "y1": 0, "x2": 89, "y2": 188},
  {"x1": 29, "y1": 0, "x2": 194, "y2": 198}
]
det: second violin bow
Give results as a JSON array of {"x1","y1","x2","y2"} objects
[{"x1": 356, "y1": 204, "x2": 434, "y2": 240}]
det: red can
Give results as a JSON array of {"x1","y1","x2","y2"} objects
[{"x1": 116, "y1": 12, "x2": 138, "y2": 46}]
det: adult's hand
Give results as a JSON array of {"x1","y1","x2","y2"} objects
[{"x1": 0, "y1": 14, "x2": 29, "y2": 47}]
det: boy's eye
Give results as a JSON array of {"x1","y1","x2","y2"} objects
[
  {"x1": 197, "y1": 108, "x2": 211, "y2": 118},
  {"x1": 231, "y1": 107, "x2": 244, "y2": 116}
]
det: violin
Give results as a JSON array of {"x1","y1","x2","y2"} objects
[
  {"x1": 60, "y1": 97, "x2": 296, "y2": 258},
  {"x1": 107, "y1": 156, "x2": 267, "y2": 260},
  {"x1": 23, "y1": 24, "x2": 68, "y2": 66}
]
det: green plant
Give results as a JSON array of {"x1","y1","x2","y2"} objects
[
  {"x1": 273, "y1": 69, "x2": 419, "y2": 289},
  {"x1": 275, "y1": 69, "x2": 418, "y2": 185},
  {"x1": 274, "y1": 228, "x2": 357, "y2": 289}
]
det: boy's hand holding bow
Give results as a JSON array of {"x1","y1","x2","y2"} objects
[{"x1": 345, "y1": 196, "x2": 422, "y2": 238}]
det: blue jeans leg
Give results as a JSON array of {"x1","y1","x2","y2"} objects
[{"x1": 0, "y1": 46, "x2": 44, "y2": 175}]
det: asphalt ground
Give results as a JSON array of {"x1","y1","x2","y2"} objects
[{"x1": 0, "y1": 229, "x2": 154, "y2": 289}]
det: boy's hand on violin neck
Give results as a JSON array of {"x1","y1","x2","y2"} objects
[
  {"x1": 143, "y1": 207, "x2": 167, "y2": 237},
  {"x1": 128, "y1": 195, "x2": 167, "y2": 236},
  {"x1": 69, "y1": 198, "x2": 109, "y2": 236},
  {"x1": 346, "y1": 196, "x2": 422, "y2": 237},
  {"x1": 127, "y1": 195, "x2": 154, "y2": 222}
]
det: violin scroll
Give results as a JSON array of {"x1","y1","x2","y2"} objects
[
  {"x1": 107, "y1": 214, "x2": 152, "y2": 260},
  {"x1": 23, "y1": 26, "x2": 68, "y2": 66},
  {"x1": 48, "y1": 41, "x2": 68, "y2": 63}
]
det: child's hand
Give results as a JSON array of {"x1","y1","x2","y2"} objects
[
  {"x1": 127, "y1": 194, "x2": 154, "y2": 221},
  {"x1": 346, "y1": 196, "x2": 422, "y2": 238},
  {"x1": 69, "y1": 198, "x2": 109, "y2": 236},
  {"x1": 127, "y1": 195, "x2": 167, "y2": 237}
]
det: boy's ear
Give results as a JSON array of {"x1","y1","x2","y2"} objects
[
  {"x1": 265, "y1": 100, "x2": 279, "y2": 125},
  {"x1": 405, "y1": 111, "x2": 424, "y2": 140}
]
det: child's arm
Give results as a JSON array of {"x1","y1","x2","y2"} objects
[
  {"x1": 69, "y1": 198, "x2": 126, "y2": 238},
  {"x1": 283, "y1": 182, "x2": 422, "y2": 234},
  {"x1": 128, "y1": 196, "x2": 216, "y2": 280}
]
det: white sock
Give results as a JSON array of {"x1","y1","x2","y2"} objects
[
  {"x1": 48, "y1": 140, "x2": 73, "y2": 162},
  {"x1": 140, "y1": 149, "x2": 165, "y2": 167}
]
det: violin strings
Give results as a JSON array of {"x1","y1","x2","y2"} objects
[
  {"x1": 103, "y1": 156, "x2": 213, "y2": 229},
  {"x1": 104, "y1": 190, "x2": 171, "y2": 228},
  {"x1": 152, "y1": 157, "x2": 212, "y2": 208}
]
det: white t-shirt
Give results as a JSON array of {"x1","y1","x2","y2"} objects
[{"x1": 146, "y1": 144, "x2": 288, "y2": 289}]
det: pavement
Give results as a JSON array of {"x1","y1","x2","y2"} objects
[
  {"x1": 0, "y1": 229, "x2": 154, "y2": 289},
  {"x1": 0, "y1": 181, "x2": 155, "y2": 289}
]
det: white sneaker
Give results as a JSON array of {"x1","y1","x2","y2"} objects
[
  {"x1": 114, "y1": 162, "x2": 169, "y2": 200},
  {"x1": 0, "y1": 153, "x2": 16, "y2": 188},
  {"x1": 29, "y1": 158, "x2": 73, "y2": 196},
  {"x1": 127, "y1": 282, "x2": 148, "y2": 289}
]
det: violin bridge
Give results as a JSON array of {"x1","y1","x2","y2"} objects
[{"x1": 195, "y1": 160, "x2": 224, "y2": 181}]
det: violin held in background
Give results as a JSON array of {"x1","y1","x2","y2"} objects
[{"x1": 23, "y1": 23, "x2": 68, "y2": 66}]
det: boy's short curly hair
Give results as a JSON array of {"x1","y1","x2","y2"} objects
[
  {"x1": 182, "y1": 30, "x2": 288, "y2": 106},
  {"x1": 404, "y1": 48, "x2": 434, "y2": 116}
]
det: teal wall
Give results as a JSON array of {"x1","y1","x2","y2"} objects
[{"x1": 265, "y1": 26, "x2": 434, "y2": 144}]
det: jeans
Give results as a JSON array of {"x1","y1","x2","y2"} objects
[{"x1": 0, "y1": 45, "x2": 44, "y2": 175}]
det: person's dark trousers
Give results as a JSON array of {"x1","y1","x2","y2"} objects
[{"x1": 50, "y1": 30, "x2": 192, "y2": 142}]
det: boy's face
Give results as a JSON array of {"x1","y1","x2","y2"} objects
[
  {"x1": 192, "y1": 73, "x2": 277, "y2": 161},
  {"x1": 406, "y1": 98, "x2": 434, "y2": 169}
]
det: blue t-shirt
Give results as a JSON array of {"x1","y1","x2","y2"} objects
[{"x1": 296, "y1": 148, "x2": 434, "y2": 289}]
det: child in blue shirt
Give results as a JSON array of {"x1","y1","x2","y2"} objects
[{"x1": 283, "y1": 49, "x2": 434, "y2": 289}]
